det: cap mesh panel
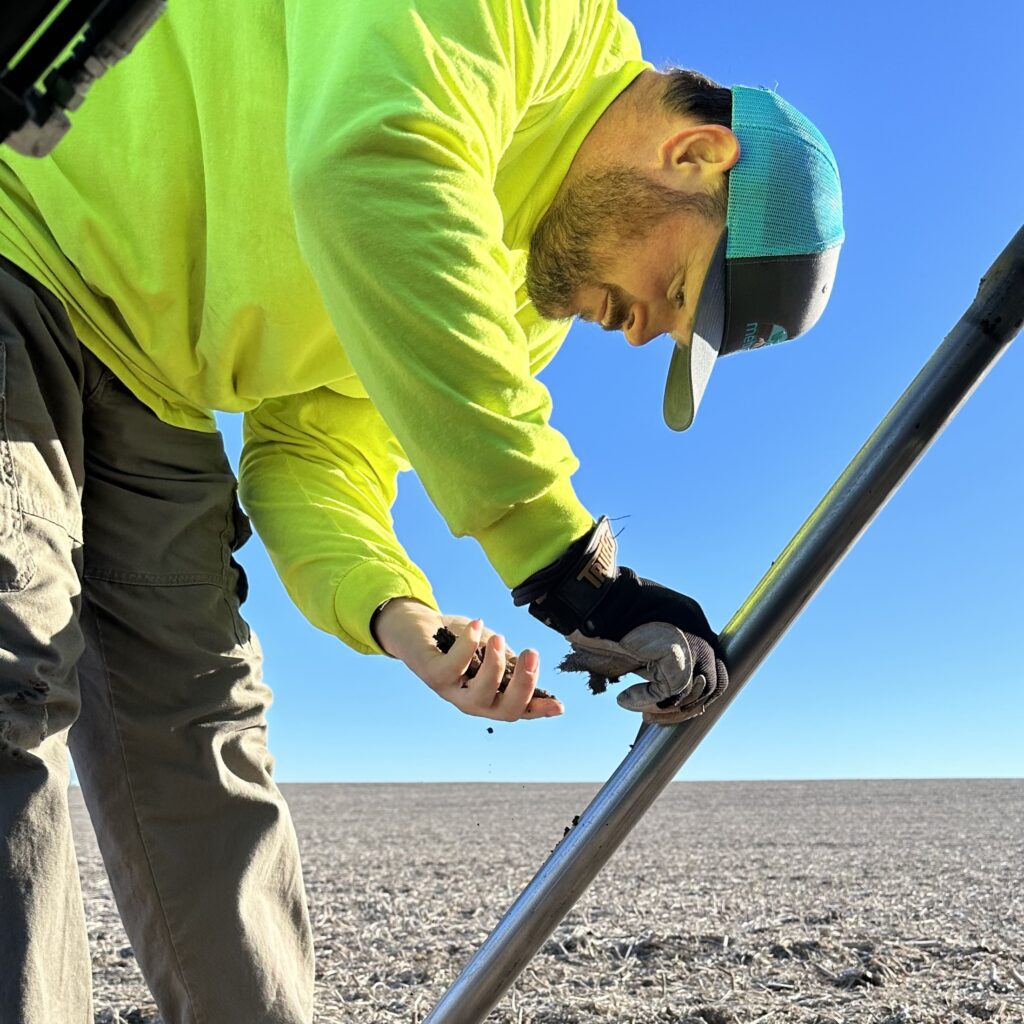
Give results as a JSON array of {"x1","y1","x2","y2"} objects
[{"x1": 727, "y1": 87, "x2": 844, "y2": 260}]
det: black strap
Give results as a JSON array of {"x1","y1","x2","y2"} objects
[{"x1": 512, "y1": 517, "x2": 618, "y2": 634}]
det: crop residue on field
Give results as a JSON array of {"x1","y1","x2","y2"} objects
[{"x1": 72, "y1": 779, "x2": 1024, "y2": 1023}]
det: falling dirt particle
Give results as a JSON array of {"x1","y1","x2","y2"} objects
[{"x1": 486, "y1": 727, "x2": 494, "y2": 734}]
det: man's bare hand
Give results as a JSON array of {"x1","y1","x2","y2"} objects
[{"x1": 373, "y1": 599, "x2": 563, "y2": 721}]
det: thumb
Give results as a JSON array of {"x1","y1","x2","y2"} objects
[{"x1": 616, "y1": 647, "x2": 694, "y2": 710}]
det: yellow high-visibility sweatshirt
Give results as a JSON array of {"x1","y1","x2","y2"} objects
[{"x1": 0, "y1": 0, "x2": 648, "y2": 653}]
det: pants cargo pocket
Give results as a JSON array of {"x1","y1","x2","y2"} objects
[
  {"x1": 224, "y1": 492, "x2": 253, "y2": 645},
  {"x1": 0, "y1": 340, "x2": 34, "y2": 592}
]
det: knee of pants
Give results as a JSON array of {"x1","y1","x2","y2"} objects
[
  {"x1": 0, "y1": 661, "x2": 81, "y2": 768},
  {"x1": 79, "y1": 578, "x2": 272, "y2": 772},
  {"x1": 0, "y1": 535, "x2": 84, "y2": 766}
]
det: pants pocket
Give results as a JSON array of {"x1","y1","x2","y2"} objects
[
  {"x1": 0, "y1": 340, "x2": 34, "y2": 592},
  {"x1": 229, "y1": 493, "x2": 252, "y2": 606},
  {"x1": 222, "y1": 492, "x2": 254, "y2": 646}
]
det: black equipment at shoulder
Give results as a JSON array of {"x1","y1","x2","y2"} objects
[{"x1": 1, "y1": 0, "x2": 166, "y2": 157}]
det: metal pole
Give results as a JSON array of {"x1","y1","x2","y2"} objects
[{"x1": 423, "y1": 226, "x2": 1024, "y2": 1024}]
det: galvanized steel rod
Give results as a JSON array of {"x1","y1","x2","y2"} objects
[{"x1": 423, "y1": 226, "x2": 1024, "y2": 1024}]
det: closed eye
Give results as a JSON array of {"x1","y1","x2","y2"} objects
[{"x1": 601, "y1": 289, "x2": 633, "y2": 332}]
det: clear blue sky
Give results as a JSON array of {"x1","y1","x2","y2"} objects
[{"x1": 219, "y1": 0, "x2": 1023, "y2": 783}]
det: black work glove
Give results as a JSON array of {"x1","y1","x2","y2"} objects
[{"x1": 511, "y1": 517, "x2": 727, "y2": 724}]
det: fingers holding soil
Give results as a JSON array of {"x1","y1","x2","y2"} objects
[
  {"x1": 432, "y1": 627, "x2": 560, "y2": 719},
  {"x1": 519, "y1": 693, "x2": 563, "y2": 719},
  {"x1": 446, "y1": 619, "x2": 484, "y2": 678},
  {"x1": 503, "y1": 649, "x2": 562, "y2": 720},
  {"x1": 464, "y1": 634, "x2": 510, "y2": 713}
]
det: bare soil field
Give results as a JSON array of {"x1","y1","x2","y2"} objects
[{"x1": 74, "y1": 779, "x2": 1023, "y2": 1023}]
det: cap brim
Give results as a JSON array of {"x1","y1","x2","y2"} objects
[{"x1": 663, "y1": 232, "x2": 727, "y2": 431}]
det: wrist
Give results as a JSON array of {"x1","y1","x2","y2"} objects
[
  {"x1": 371, "y1": 596, "x2": 433, "y2": 657},
  {"x1": 369, "y1": 598, "x2": 395, "y2": 654},
  {"x1": 511, "y1": 516, "x2": 619, "y2": 634}
]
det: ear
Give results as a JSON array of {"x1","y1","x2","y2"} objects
[{"x1": 657, "y1": 124, "x2": 740, "y2": 186}]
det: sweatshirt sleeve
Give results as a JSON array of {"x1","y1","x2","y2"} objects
[
  {"x1": 240, "y1": 389, "x2": 438, "y2": 655},
  {"x1": 282, "y1": 0, "x2": 596, "y2": 589}
]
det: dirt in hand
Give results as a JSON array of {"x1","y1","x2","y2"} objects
[{"x1": 433, "y1": 626, "x2": 555, "y2": 700}]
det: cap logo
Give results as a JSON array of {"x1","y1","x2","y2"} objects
[{"x1": 742, "y1": 322, "x2": 789, "y2": 350}]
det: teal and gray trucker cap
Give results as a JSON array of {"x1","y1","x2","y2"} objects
[{"x1": 663, "y1": 86, "x2": 844, "y2": 431}]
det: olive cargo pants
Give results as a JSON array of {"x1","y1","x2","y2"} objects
[{"x1": 0, "y1": 257, "x2": 314, "y2": 1023}]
